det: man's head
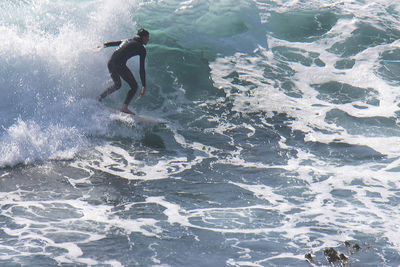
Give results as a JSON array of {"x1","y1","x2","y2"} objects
[{"x1": 137, "y1": 28, "x2": 149, "y2": 44}]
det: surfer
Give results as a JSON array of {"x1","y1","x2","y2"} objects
[{"x1": 97, "y1": 29, "x2": 149, "y2": 115}]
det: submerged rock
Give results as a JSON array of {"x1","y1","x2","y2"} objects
[
  {"x1": 324, "y1": 248, "x2": 342, "y2": 263},
  {"x1": 353, "y1": 243, "x2": 361, "y2": 251},
  {"x1": 339, "y1": 253, "x2": 348, "y2": 261},
  {"x1": 305, "y1": 253, "x2": 315, "y2": 263},
  {"x1": 305, "y1": 241, "x2": 371, "y2": 265},
  {"x1": 345, "y1": 240, "x2": 363, "y2": 254}
]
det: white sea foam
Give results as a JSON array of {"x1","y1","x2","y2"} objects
[
  {"x1": 0, "y1": 119, "x2": 82, "y2": 166},
  {"x1": 0, "y1": 0, "x2": 143, "y2": 167},
  {"x1": 0, "y1": 189, "x2": 162, "y2": 265}
]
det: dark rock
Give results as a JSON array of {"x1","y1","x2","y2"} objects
[
  {"x1": 324, "y1": 248, "x2": 341, "y2": 263},
  {"x1": 353, "y1": 243, "x2": 361, "y2": 251},
  {"x1": 305, "y1": 253, "x2": 314, "y2": 262},
  {"x1": 339, "y1": 253, "x2": 348, "y2": 261}
]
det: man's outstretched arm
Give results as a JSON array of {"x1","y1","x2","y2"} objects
[{"x1": 103, "y1": 41, "x2": 122, "y2": 47}]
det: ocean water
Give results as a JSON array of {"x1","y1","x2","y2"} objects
[{"x1": 1, "y1": 0, "x2": 400, "y2": 266}]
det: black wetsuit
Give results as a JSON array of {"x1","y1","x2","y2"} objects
[{"x1": 99, "y1": 36, "x2": 146, "y2": 105}]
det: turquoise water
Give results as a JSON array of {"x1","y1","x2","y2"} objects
[{"x1": 1, "y1": 0, "x2": 400, "y2": 266}]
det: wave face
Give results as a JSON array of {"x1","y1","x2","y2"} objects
[{"x1": 1, "y1": 0, "x2": 400, "y2": 266}]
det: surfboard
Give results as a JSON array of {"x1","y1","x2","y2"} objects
[{"x1": 99, "y1": 104, "x2": 167, "y2": 125}]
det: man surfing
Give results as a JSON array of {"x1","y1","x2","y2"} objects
[{"x1": 97, "y1": 29, "x2": 149, "y2": 115}]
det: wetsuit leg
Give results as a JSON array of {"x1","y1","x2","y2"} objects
[
  {"x1": 98, "y1": 62, "x2": 122, "y2": 101},
  {"x1": 118, "y1": 65, "x2": 138, "y2": 105}
]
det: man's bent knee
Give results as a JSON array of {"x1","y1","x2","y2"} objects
[
  {"x1": 115, "y1": 80, "x2": 122, "y2": 89},
  {"x1": 129, "y1": 81, "x2": 138, "y2": 91}
]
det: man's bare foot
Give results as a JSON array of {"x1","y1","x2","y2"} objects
[{"x1": 121, "y1": 105, "x2": 135, "y2": 115}]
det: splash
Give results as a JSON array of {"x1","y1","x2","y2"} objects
[{"x1": 0, "y1": 0, "x2": 141, "y2": 167}]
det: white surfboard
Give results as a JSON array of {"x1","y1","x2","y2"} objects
[{"x1": 99, "y1": 104, "x2": 167, "y2": 125}]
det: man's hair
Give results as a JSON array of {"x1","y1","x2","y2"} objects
[{"x1": 137, "y1": 28, "x2": 149, "y2": 38}]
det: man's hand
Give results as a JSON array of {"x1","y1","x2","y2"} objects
[
  {"x1": 93, "y1": 45, "x2": 103, "y2": 52},
  {"x1": 138, "y1": 87, "x2": 146, "y2": 99}
]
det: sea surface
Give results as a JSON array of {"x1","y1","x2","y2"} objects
[{"x1": 1, "y1": 0, "x2": 400, "y2": 266}]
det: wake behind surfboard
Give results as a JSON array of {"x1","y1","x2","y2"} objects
[{"x1": 98, "y1": 104, "x2": 167, "y2": 125}]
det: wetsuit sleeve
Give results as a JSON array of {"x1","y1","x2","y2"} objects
[
  {"x1": 104, "y1": 41, "x2": 122, "y2": 47},
  {"x1": 139, "y1": 49, "x2": 146, "y2": 87}
]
